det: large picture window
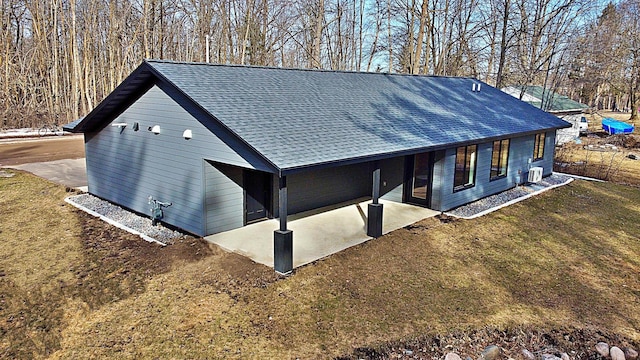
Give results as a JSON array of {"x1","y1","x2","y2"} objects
[
  {"x1": 491, "y1": 139, "x2": 510, "y2": 180},
  {"x1": 454, "y1": 144, "x2": 477, "y2": 191},
  {"x1": 533, "y1": 132, "x2": 546, "y2": 160}
]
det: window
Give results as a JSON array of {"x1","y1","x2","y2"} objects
[
  {"x1": 491, "y1": 139, "x2": 510, "y2": 180},
  {"x1": 533, "y1": 132, "x2": 546, "y2": 160},
  {"x1": 454, "y1": 144, "x2": 477, "y2": 191}
]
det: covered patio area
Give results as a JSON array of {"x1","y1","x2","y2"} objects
[{"x1": 204, "y1": 199, "x2": 439, "y2": 270}]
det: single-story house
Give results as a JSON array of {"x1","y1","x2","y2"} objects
[
  {"x1": 502, "y1": 85, "x2": 589, "y2": 144},
  {"x1": 66, "y1": 60, "x2": 570, "y2": 273}
]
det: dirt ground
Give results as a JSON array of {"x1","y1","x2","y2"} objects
[
  {"x1": 67, "y1": 209, "x2": 279, "y2": 314},
  {"x1": 0, "y1": 173, "x2": 278, "y2": 359},
  {"x1": 0, "y1": 136, "x2": 85, "y2": 166}
]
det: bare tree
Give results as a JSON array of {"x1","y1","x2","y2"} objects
[
  {"x1": 0, "y1": 0, "x2": 630, "y2": 129},
  {"x1": 619, "y1": 0, "x2": 640, "y2": 121}
]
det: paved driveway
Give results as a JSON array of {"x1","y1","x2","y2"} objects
[
  {"x1": 0, "y1": 136, "x2": 87, "y2": 190},
  {"x1": 6, "y1": 158, "x2": 87, "y2": 190}
]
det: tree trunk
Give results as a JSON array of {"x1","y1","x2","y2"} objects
[
  {"x1": 70, "y1": 0, "x2": 79, "y2": 120},
  {"x1": 496, "y1": 0, "x2": 510, "y2": 89},
  {"x1": 387, "y1": 0, "x2": 393, "y2": 72},
  {"x1": 240, "y1": 0, "x2": 252, "y2": 65},
  {"x1": 412, "y1": 0, "x2": 429, "y2": 74},
  {"x1": 312, "y1": 0, "x2": 325, "y2": 68}
]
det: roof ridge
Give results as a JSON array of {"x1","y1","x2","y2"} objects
[{"x1": 144, "y1": 59, "x2": 480, "y2": 81}]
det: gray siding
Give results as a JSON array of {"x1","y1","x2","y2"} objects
[
  {"x1": 84, "y1": 85, "x2": 268, "y2": 236},
  {"x1": 286, "y1": 163, "x2": 372, "y2": 215},
  {"x1": 429, "y1": 150, "x2": 446, "y2": 210},
  {"x1": 204, "y1": 161, "x2": 244, "y2": 235},
  {"x1": 537, "y1": 131, "x2": 556, "y2": 176},
  {"x1": 432, "y1": 130, "x2": 557, "y2": 211}
]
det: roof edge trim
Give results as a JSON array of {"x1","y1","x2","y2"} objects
[{"x1": 144, "y1": 61, "x2": 281, "y2": 174}]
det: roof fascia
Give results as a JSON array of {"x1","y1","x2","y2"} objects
[
  {"x1": 72, "y1": 62, "x2": 156, "y2": 133},
  {"x1": 145, "y1": 62, "x2": 280, "y2": 174},
  {"x1": 279, "y1": 126, "x2": 569, "y2": 176}
]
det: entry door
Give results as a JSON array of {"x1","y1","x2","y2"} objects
[
  {"x1": 245, "y1": 170, "x2": 270, "y2": 223},
  {"x1": 406, "y1": 152, "x2": 432, "y2": 206}
]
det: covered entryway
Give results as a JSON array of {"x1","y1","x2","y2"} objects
[
  {"x1": 244, "y1": 170, "x2": 271, "y2": 223},
  {"x1": 204, "y1": 198, "x2": 439, "y2": 269}
]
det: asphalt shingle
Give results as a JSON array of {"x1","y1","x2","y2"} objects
[
  {"x1": 72, "y1": 60, "x2": 570, "y2": 171},
  {"x1": 146, "y1": 61, "x2": 569, "y2": 171}
]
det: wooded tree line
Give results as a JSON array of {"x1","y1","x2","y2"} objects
[{"x1": 1, "y1": 0, "x2": 638, "y2": 128}]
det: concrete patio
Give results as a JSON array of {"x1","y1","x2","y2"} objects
[{"x1": 205, "y1": 198, "x2": 439, "y2": 269}]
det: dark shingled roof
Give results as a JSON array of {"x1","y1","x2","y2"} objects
[
  {"x1": 70, "y1": 60, "x2": 570, "y2": 173},
  {"x1": 62, "y1": 118, "x2": 83, "y2": 132}
]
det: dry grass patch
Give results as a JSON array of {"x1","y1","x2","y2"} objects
[
  {"x1": 1, "y1": 171, "x2": 640, "y2": 359},
  {"x1": 0, "y1": 171, "x2": 82, "y2": 357},
  {"x1": 555, "y1": 140, "x2": 640, "y2": 185},
  {"x1": 556, "y1": 111, "x2": 640, "y2": 185}
]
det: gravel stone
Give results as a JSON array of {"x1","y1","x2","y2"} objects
[
  {"x1": 67, "y1": 193, "x2": 186, "y2": 244},
  {"x1": 596, "y1": 342, "x2": 610, "y2": 357},
  {"x1": 610, "y1": 347, "x2": 625, "y2": 360},
  {"x1": 481, "y1": 345, "x2": 501, "y2": 360},
  {"x1": 541, "y1": 354, "x2": 561, "y2": 360},
  {"x1": 448, "y1": 173, "x2": 572, "y2": 218},
  {"x1": 521, "y1": 349, "x2": 536, "y2": 360},
  {"x1": 624, "y1": 348, "x2": 638, "y2": 360}
]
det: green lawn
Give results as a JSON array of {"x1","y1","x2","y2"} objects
[{"x1": 1, "y1": 170, "x2": 639, "y2": 359}]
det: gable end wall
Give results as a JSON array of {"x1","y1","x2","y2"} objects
[{"x1": 84, "y1": 85, "x2": 266, "y2": 236}]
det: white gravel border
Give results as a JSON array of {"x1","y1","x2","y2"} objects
[
  {"x1": 446, "y1": 175, "x2": 574, "y2": 220},
  {"x1": 65, "y1": 196, "x2": 167, "y2": 246}
]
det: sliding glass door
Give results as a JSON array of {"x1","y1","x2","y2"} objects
[{"x1": 407, "y1": 152, "x2": 431, "y2": 206}]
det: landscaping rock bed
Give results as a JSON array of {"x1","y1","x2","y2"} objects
[
  {"x1": 447, "y1": 173, "x2": 573, "y2": 219},
  {"x1": 67, "y1": 193, "x2": 186, "y2": 244},
  {"x1": 338, "y1": 327, "x2": 640, "y2": 360}
]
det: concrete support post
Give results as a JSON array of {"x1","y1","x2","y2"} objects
[
  {"x1": 368, "y1": 162, "x2": 383, "y2": 238},
  {"x1": 274, "y1": 175, "x2": 292, "y2": 274}
]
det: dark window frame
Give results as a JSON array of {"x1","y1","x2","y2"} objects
[
  {"x1": 490, "y1": 139, "x2": 510, "y2": 181},
  {"x1": 533, "y1": 132, "x2": 546, "y2": 161},
  {"x1": 453, "y1": 144, "x2": 478, "y2": 192}
]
